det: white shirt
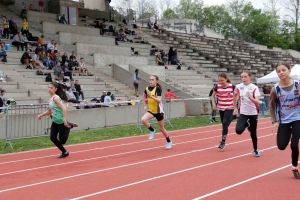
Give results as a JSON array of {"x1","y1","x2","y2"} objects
[
  {"x1": 104, "y1": 96, "x2": 111, "y2": 106},
  {"x1": 234, "y1": 83, "x2": 260, "y2": 115},
  {"x1": 32, "y1": 54, "x2": 39, "y2": 62},
  {"x1": 47, "y1": 43, "x2": 54, "y2": 50}
]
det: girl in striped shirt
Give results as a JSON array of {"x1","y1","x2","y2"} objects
[{"x1": 211, "y1": 73, "x2": 235, "y2": 149}]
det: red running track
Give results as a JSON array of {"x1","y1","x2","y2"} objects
[{"x1": 0, "y1": 118, "x2": 299, "y2": 200}]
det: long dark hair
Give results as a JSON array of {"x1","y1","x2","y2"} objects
[
  {"x1": 50, "y1": 82, "x2": 68, "y2": 102},
  {"x1": 270, "y1": 61, "x2": 291, "y2": 108},
  {"x1": 152, "y1": 75, "x2": 163, "y2": 91},
  {"x1": 218, "y1": 73, "x2": 231, "y2": 83}
]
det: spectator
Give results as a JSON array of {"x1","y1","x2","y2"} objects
[
  {"x1": 55, "y1": 52, "x2": 62, "y2": 64},
  {"x1": 21, "y1": 2, "x2": 27, "y2": 17},
  {"x1": 160, "y1": 50, "x2": 168, "y2": 64},
  {"x1": 0, "y1": 70, "x2": 6, "y2": 82},
  {"x1": 40, "y1": 50, "x2": 50, "y2": 69},
  {"x1": 69, "y1": 79, "x2": 79, "y2": 101},
  {"x1": 165, "y1": 89, "x2": 178, "y2": 102},
  {"x1": 0, "y1": 89, "x2": 6, "y2": 113},
  {"x1": 57, "y1": 77, "x2": 67, "y2": 90},
  {"x1": 2, "y1": 16, "x2": 9, "y2": 39},
  {"x1": 103, "y1": 91, "x2": 112, "y2": 107},
  {"x1": 47, "y1": 40, "x2": 55, "y2": 53},
  {"x1": 61, "y1": 52, "x2": 69, "y2": 64},
  {"x1": 32, "y1": 51, "x2": 45, "y2": 69},
  {"x1": 69, "y1": 57, "x2": 79, "y2": 76},
  {"x1": 49, "y1": 49, "x2": 56, "y2": 63},
  {"x1": 20, "y1": 49, "x2": 35, "y2": 69},
  {"x1": 168, "y1": 46, "x2": 174, "y2": 65},
  {"x1": 53, "y1": 62, "x2": 64, "y2": 80},
  {"x1": 154, "y1": 21, "x2": 161, "y2": 32},
  {"x1": 66, "y1": 87, "x2": 79, "y2": 103},
  {"x1": 100, "y1": 91, "x2": 106, "y2": 103},
  {"x1": 156, "y1": 54, "x2": 164, "y2": 66},
  {"x1": 133, "y1": 69, "x2": 139, "y2": 97},
  {"x1": 9, "y1": 17, "x2": 18, "y2": 36},
  {"x1": 39, "y1": 0, "x2": 44, "y2": 12},
  {"x1": 78, "y1": 58, "x2": 92, "y2": 76},
  {"x1": 122, "y1": 19, "x2": 127, "y2": 25},
  {"x1": 38, "y1": 35, "x2": 47, "y2": 49},
  {"x1": 12, "y1": 32, "x2": 25, "y2": 51},
  {"x1": 209, "y1": 84, "x2": 217, "y2": 123},
  {"x1": 35, "y1": 43, "x2": 43, "y2": 54},
  {"x1": 59, "y1": 14, "x2": 68, "y2": 24},
  {"x1": 74, "y1": 80, "x2": 84, "y2": 101},
  {"x1": 0, "y1": 42, "x2": 7, "y2": 62},
  {"x1": 28, "y1": 4, "x2": 34, "y2": 11},
  {"x1": 62, "y1": 61, "x2": 72, "y2": 80},
  {"x1": 21, "y1": 18, "x2": 29, "y2": 37},
  {"x1": 69, "y1": 51, "x2": 77, "y2": 61},
  {"x1": 132, "y1": 18, "x2": 137, "y2": 28},
  {"x1": 21, "y1": 33, "x2": 30, "y2": 50}
]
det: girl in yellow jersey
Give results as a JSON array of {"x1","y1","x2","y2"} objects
[
  {"x1": 141, "y1": 75, "x2": 172, "y2": 149},
  {"x1": 21, "y1": 18, "x2": 28, "y2": 36},
  {"x1": 2, "y1": 16, "x2": 9, "y2": 39}
]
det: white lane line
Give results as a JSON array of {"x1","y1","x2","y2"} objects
[
  {"x1": 0, "y1": 118, "x2": 270, "y2": 157},
  {"x1": 0, "y1": 134, "x2": 274, "y2": 193},
  {"x1": 1, "y1": 122, "x2": 271, "y2": 165},
  {"x1": 68, "y1": 145, "x2": 278, "y2": 200},
  {"x1": 192, "y1": 162, "x2": 299, "y2": 200}
]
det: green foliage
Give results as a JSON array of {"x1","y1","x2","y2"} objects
[{"x1": 162, "y1": 8, "x2": 179, "y2": 19}]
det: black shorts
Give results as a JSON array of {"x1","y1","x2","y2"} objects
[{"x1": 148, "y1": 111, "x2": 164, "y2": 121}]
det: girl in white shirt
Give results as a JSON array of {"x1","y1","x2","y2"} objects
[
  {"x1": 233, "y1": 70, "x2": 261, "y2": 157},
  {"x1": 78, "y1": 58, "x2": 92, "y2": 76}
]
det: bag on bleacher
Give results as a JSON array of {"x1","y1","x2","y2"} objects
[
  {"x1": 36, "y1": 70, "x2": 44, "y2": 75},
  {"x1": 45, "y1": 74, "x2": 52, "y2": 82},
  {"x1": 6, "y1": 98, "x2": 16, "y2": 105}
]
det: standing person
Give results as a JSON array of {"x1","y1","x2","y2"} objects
[
  {"x1": 37, "y1": 82, "x2": 76, "y2": 158},
  {"x1": 270, "y1": 62, "x2": 300, "y2": 179},
  {"x1": 165, "y1": 89, "x2": 178, "y2": 102},
  {"x1": 39, "y1": 0, "x2": 44, "y2": 12},
  {"x1": 2, "y1": 16, "x2": 9, "y2": 39},
  {"x1": 233, "y1": 71, "x2": 261, "y2": 157},
  {"x1": 21, "y1": 18, "x2": 29, "y2": 37},
  {"x1": 141, "y1": 75, "x2": 172, "y2": 150},
  {"x1": 211, "y1": 73, "x2": 235, "y2": 149},
  {"x1": 133, "y1": 69, "x2": 139, "y2": 97},
  {"x1": 209, "y1": 84, "x2": 217, "y2": 123}
]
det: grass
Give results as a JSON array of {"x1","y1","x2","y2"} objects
[{"x1": 0, "y1": 116, "x2": 220, "y2": 154}]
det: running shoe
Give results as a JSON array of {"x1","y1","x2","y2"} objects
[
  {"x1": 253, "y1": 149, "x2": 260, "y2": 157},
  {"x1": 218, "y1": 142, "x2": 226, "y2": 149},
  {"x1": 166, "y1": 141, "x2": 172, "y2": 150},
  {"x1": 58, "y1": 152, "x2": 69, "y2": 159},
  {"x1": 149, "y1": 129, "x2": 156, "y2": 140},
  {"x1": 292, "y1": 168, "x2": 300, "y2": 179}
]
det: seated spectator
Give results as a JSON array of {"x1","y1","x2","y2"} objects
[
  {"x1": 62, "y1": 61, "x2": 72, "y2": 79},
  {"x1": 32, "y1": 51, "x2": 45, "y2": 69},
  {"x1": 160, "y1": 50, "x2": 168, "y2": 64},
  {"x1": 154, "y1": 21, "x2": 161, "y2": 32},
  {"x1": 78, "y1": 58, "x2": 92, "y2": 76},
  {"x1": 118, "y1": 28, "x2": 127, "y2": 41},
  {"x1": 0, "y1": 89, "x2": 6, "y2": 113},
  {"x1": 66, "y1": 87, "x2": 79, "y2": 103},
  {"x1": 172, "y1": 49, "x2": 182, "y2": 69},
  {"x1": 74, "y1": 80, "x2": 84, "y2": 101},
  {"x1": 20, "y1": 49, "x2": 35, "y2": 69},
  {"x1": 49, "y1": 49, "x2": 56, "y2": 63},
  {"x1": 2, "y1": 16, "x2": 9, "y2": 39},
  {"x1": 21, "y1": 33, "x2": 30, "y2": 50},
  {"x1": 12, "y1": 32, "x2": 25, "y2": 51},
  {"x1": 47, "y1": 40, "x2": 56, "y2": 53},
  {"x1": 0, "y1": 70, "x2": 6, "y2": 82},
  {"x1": 103, "y1": 91, "x2": 112, "y2": 107},
  {"x1": 69, "y1": 79, "x2": 79, "y2": 101},
  {"x1": 28, "y1": 4, "x2": 34, "y2": 11},
  {"x1": 165, "y1": 89, "x2": 178, "y2": 102},
  {"x1": 55, "y1": 52, "x2": 62, "y2": 64},
  {"x1": 100, "y1": 91, "x2": 106, "y2": 103},
  {"x1": 39, "y1": 50, "x2": 50, "y2": 69},
  {"x1": 9, "y1": 17, "x2": 18, "y2": 36},
  {"x1": 156, "y1": 54, "x2": 164, "y2": 66},
  {"x1": 148, "y1": 21, "x2": 154, "y2": 30},
  {"x1": 122, "y1": 19, "x2": 127, "y2": 25},
  {"x1": 131, "y1": 18, "x2": 137, "y2": 28},
  {"x1": 69, "y1": 57, "x2": 79, "y2": 75},
  {"x1": 59, "y1": 14, "x2": 68, "y2": 24},
  {"x1": 61, "y1": 52, "x2": 69, "y2": 64},
  {"x1": 0, "y1": 42, "x2": 7, "y2": 62},
  {"x1": 35, "y1": 43, "x2": 43, "y2": 54},
  {"x1": 38, "y1": 35, "x2": 47, "y2": 49},
  {"x1": 53, "y1": 62, "x2": 64, "y2": 80},
  {"x1": 69, "y1": 51, "x2": 77, "y2": 61}
]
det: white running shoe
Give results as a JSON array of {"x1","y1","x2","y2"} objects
[
  {"x1": 149, "y1": 129, "x2": 156, "y2": 140},
  {"x1": 166, "y1": 141, "x2": 172, "y2": 150}
]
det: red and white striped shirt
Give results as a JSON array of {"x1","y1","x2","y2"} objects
[{"x1": 214, "y1": 83, "x2": 235, "y2": 111}]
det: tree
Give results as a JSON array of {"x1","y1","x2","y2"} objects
[
  {"x1": 263, "y1": 0, "x2": 281, "y2": 33},
  {"x1": 134, "y1": 0, "x2": 159, "y2": 19},
  {"x1": 162, "y1": 8, "x2": 179, "y2": 19},
  {"x1": 175, "y1": 0, "x2": 204, "y2": 19}
]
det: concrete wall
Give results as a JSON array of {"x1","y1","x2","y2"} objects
[
  {"x1": 284, "y1": 49, "x2": 300, "y2": 59},
  {"x1": 14, "y1": 0, "x2": 49, "y2": 15},
  {"x1": 78, "y1": 8, "x2": 109, "y2": 20},
  {"x1": 132, "y1": 65, "x2": 166, "y2": 82},
  {"x1": 81, "y1": 0, "x2": 106, "y2": 12},
  {"x1": 75, "y1": 43, "x2": 132, "y2": 56},
  {"x1": 27, "y1": 10, "x2": 57, "y2": 23},
  {"x1": 185, "y1": 99, "x2": 210, "y2": 116},
  {"x1": 59, "y1": 32, "x2": 114, "y2": 46},
  {"x1": 93, "y1": 54, "x2": 148, "y2": 71},
  {"x1": 43, "y1": 21, "x2": 99, "y2": 35},
  {"x1": 203, "y1": 27, "x2": 225, "y2": 39},
  {"x1": 128, "y1": 65, "x2": 193, "y2": 98},
  {"x1": 0, "y1": 101, "x2": 186, "y2": 139}
]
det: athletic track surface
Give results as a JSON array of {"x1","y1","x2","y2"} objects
[{"x1": 1, "y1": 117, "x2": 300, "y2": 200}]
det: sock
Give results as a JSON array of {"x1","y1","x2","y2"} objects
[
  {"x1": 166, "y1": 137, "x2": 171, "y2": 143},
  {"x1": 222, "y1": 135, "x2": 227, "y2": 143},
  {"x1": 148, "y1": 126, "x2": 154, "y2": 132},
  {"x1": 292, "y1": 165, "x2": 298, "y2": 170}
]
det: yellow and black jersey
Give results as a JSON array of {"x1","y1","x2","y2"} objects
[{"x1": 144, "y1": 86, "x2": 164, "y2": 114}]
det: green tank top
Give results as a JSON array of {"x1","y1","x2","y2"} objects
[{"x1": 49, "y1": 95, "x2": 64, "y2": 124}]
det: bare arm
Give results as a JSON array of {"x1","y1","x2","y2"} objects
[
  {"x1": 211, "y1": 91, "x2": 217, "y2": 107},
  {"x1": 233, "y1": 93, "x2": 239, "y2": 110},
  {"x1": 39, "y1": 108, "x2": 51, "y2": 117}
]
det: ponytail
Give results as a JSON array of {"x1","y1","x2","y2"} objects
[
  {"x1": 50, "y1": 82, "x2": 68, "y2": 102},
  {"x1": 156, "y1": 83, "x2": 163, "y2": 92}
]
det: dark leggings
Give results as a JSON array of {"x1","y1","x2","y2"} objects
[
  {"x1": 219, "y1": 109, "x2": 234, "y2": 142},
  {"x1": 50, "y1": 122, "x2": 70, "y2": 153},
  {"x1": 277, "y1": 120, "x2": 300, "y2": 167},
  {"x1": 236, "y1": 114, "x2": 258, "y2": 150}
]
